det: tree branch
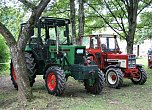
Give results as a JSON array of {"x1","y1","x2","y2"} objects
[
  {"x1": 137, "y1": 1, "x2": 152, "y2": 15},
  {"x1": 0, "y1": 22, "x2": 16, "y2": 47},
  {"x1": 84, "y1": 1, "x2": 125, "y2": 39},
  {"x1": 120, "y1": 16, "x2": 128, "y2": 37},
  {"x1": 105, "y1": 0, "x2": 129, "y2": 38},
  {"x1": 112, "y1": 1, "x2": 128, "y2": 37},
  {"x1": 18, "y1": 0, "x2": 36, "y2": 10},
  {"x1": 115, "y1": 1, "x2": 128, "y2": 18},
  {"x1": 121, "y1": 0, "x2": 129, "y2": 11},
  {"x1": 17, "y1": 0, "x2": 52, "y2": 49},
  {"x1": 103, "y1": 0, "x2": 123, "y2": 31}
]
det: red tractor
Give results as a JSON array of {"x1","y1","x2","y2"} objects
[
  {"x1": 148, "y1": 49, "x2": 152, "y2": 68},
  {"x1": 81, "y1": 34, "x2": 147, "y2": 88}
]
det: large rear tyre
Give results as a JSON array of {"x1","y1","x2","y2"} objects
[
  {"x1": 131, "y1": 67, "x2": 147, "y2": 85},
  {"x1": 84, "y1": 70, "x2": 104, "y2": 94},
  {"x1": 10, "y1": 62, "x2": 17, "y2": 89},
  {"x1": 25, "y1": 52, "x2": 37, "y2": 87},
  {"x1": 45, "y1": 66, "x2": 66, "y2": 96},
  {"x1": 105, "y1": 67, "x2": 123, "y2": 89},
  {"x1": 10, "y1": 52, "x2": 37, "y2": 89}
]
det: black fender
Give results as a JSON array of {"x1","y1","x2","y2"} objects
[
  {"x1": 136, "y1": 64, "x2": 144, "y2": 68},
  {"x1": 104, "y1": 65, "x2": 120, "y2": 73}
]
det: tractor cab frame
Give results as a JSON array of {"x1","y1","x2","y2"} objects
[{"x1": 81, "y1": 34, "x2": 147, "y2": 88}]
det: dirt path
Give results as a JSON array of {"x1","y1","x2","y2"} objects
[{"x1": 0, "y1": 76, "x2": 15, "y2": 92}]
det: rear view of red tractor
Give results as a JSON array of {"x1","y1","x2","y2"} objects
[
  {"x1": 148, "y1": 49, "x2": 152, "y2": 68},
  {"x1": 81, "y1": 34, "x2": 147, "y2": 88}
]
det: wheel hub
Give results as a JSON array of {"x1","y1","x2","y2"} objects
[
  {"x1": 47, "y1": 73, "x2": 57, "y2": 91},
  {"x1": 107, "y1": 71, "x2": 117, "y2": 85},
  {"x1": 111, "y1": 75, "x2": 116, "y2": 80}
]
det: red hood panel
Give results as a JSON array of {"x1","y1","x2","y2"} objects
[{"x1": 107, "y1": 54, "x2": 128, "y2": 59}]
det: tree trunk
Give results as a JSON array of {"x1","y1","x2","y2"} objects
[
  {"x1": 70, "y1": 0, "x2": 76, "y2": 45},
  {"x1": 126, "y1": 1, "x2": 138, "y2": 54},
  {"x1": 126, "y1": 35, "x2": 134, "y2": 54},
  {"x1": 0, "y1": 0, "x2": 51, "y2": 103},
  {"x1": 127, "y1": 17, "x2": 137, "y2": 54},
  {"x1": 11, "y1": 45, "x2": 32, "y2": 103},
  {"x1": 78, "y1": 0, "x2": 84, "y2": 45}
]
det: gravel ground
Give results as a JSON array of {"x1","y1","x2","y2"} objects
[{"x1": 0, "y1": 76, "x2": 15, "y2": 92}]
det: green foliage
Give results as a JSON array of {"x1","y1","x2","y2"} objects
[
  {"x1": 136, "y1": 12, "x2": 152, "y2": 42},
  {"x1": 0, "y1": 6, "x2": 24, "y2": 71},
  {"x1": 84, "y1": 1, "x2": 106, "y2": 34},
  {"x1": 43, "y1": 0, "x2": 70, "y2": 18},
  {"x1": 0, "y1": 6, "x2": 24, "y2": 40},
  {"x1": 43, "y1": 0, "x2": 106, "y2": 35},
  {"x1": 0, "y1": 36, "x2": 9, "y2": 71}
]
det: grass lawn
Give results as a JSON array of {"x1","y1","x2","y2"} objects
[{"x1": 0, "y1": 58, "x2": 152, "y2": 110}]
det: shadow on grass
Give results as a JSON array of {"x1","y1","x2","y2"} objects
[
  {"x1": 0, "y1": 96, "x2": 17, "y2": 109},
  {"x1": 122, "y1": 80, "x2": 133, "y2": 87},
  {"x1": 32, "y1": 78, "x2": 138, "y2": 98}
]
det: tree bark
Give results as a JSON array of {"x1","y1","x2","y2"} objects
[
  {"x1": 0, "y1": 0, "x2": 51, "y2": 103},
  {"x1": 70, "y1": 0, "x2": 76, "y2": 45},
  {"x1": 11, "y1": 45, "x2": 32, "y2": 102},
  {"x1": 126, "y1": 0, "x2": 138, "y2": 54},
  {"x1": 78, "y1": 0, "x2": 85, "y2": 45}
]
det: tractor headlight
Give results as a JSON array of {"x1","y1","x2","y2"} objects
[
  {"x1": 63, "y1": 52, "x2": 67, "y2": 56},
  {"x1": 76, "y1": 49, "x2": 84, "y2": 54},
  {"x1": 128, "y1": 55, "x2": 136, "y2": 68},
  {"x1": 132, "y1": 60, "x2": 136, "y2": 64},
  {"x1": 128, "y1": 61, "x2": 131, "y2": 64}
]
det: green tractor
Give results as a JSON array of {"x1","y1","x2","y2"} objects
[{"x1": 10, "y1": 17, "x2": 104, "y2": 96}]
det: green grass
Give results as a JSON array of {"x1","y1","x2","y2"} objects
[{"x1": 0, "y1": 58, "x2": 152, "y2": 110}]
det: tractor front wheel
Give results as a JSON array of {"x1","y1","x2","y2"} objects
[
  {"x1": 45, "y1": 66, "x2": 66, "y2": 96},
  {"x1": 131, "y1": 67, "x2": 147, "y2": 85},
  {"x1": 105, "y1": 67, "x2": 123, "y2": 89},
  {"x1": 84, "y1": 70, "x2": 104, "y2": 94}
]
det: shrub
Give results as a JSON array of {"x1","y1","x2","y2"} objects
[{"x1": 0, "y1": 36, "x2": 10, "y2": 71}]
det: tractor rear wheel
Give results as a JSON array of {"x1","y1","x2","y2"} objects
[
  {"x1": 25, "y1": 52, "x2": 37, "y2": 87},
  {"x1": 105, "y1": 67, "x2": 123, "y2": 89},
  {"x1": 45, "y1": 66, "x2": 66, "y2": 96},
  {"x1": 10, "y1": 52, "x2": 37, "y2": 89},
  {"x1": 131, "y1": 67, "x2": 147, "y2": 85},
  {"x1": 10, "y1": 62, "x2": 17, "y2": 89},
  {"x1": 84, "y1": 70, "x2": 104, "y2": 94}
]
